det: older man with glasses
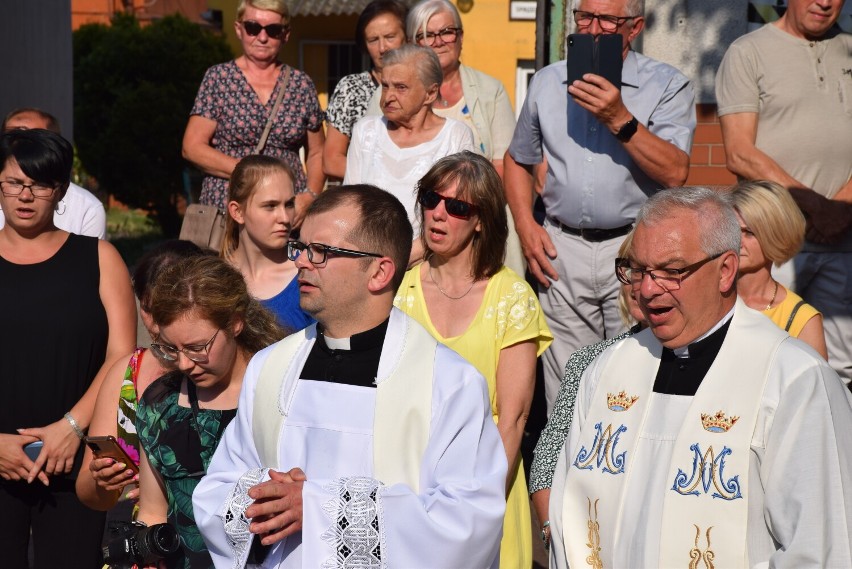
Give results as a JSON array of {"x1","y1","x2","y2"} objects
[
  {"x1": 505, "y1": 0, "x2": 697, "y2": 422},
  {"x1": 549, "y1": 187, "x2": 852, "y2": 568},
  {"x1": 194, "y1": 185, "x2": 507, "y2": 568}
]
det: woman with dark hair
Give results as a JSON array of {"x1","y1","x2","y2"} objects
[
  {"x1": 323, "y1": 0, "x2": 407, "y2": 179},
  {"x1": 134, "y1": 256, "x2": 285, "y2": 567},
  {"x1": 0, "y1": 129, "x2": 136, "y2": 567},
  {"x1": 394, "y1": 151, "x2": 552, "y2": 568},
  {"x1": 76, "y1": 240, "x2": 207, "y2": 511},
  {"x1": 223, "y1": 154, "x2": 313, "y2": 331}
]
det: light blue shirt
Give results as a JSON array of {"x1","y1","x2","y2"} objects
[{"x1": 509, "y1": 50, "x2": 696, "y2": 229}]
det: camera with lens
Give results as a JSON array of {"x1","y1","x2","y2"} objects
[{"x1": 102, "y1": 521, "x2": 181, "y2": 568}]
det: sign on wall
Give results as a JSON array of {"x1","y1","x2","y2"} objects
[{"x1": 510, "y1": 1, "x2": 536, "y2": 21}]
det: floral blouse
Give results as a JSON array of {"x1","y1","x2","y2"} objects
[{"x1": 190, "y1": 61, "x2": 325, "y2": 209}]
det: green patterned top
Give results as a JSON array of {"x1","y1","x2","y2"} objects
[{"x1": 136, "y1": 372, "x2": 236, "y2": 568}]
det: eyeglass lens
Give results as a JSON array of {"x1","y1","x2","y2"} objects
[
  {"x1": 0, "y1": 181, "x2": 56, "y2": 198},
  {"x1": 418, "y1": 27, "x2": 460, "y2": 45},
  {"x1": 242, "y1": 20, "x2": 287, "y2": 39},
  {"x1": 574, "y1": 11, "x2": 629, "y2": 32}
]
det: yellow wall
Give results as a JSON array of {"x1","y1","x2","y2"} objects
[{"x1": 206, "y1": 0, "x2": 536, "y2": 110}]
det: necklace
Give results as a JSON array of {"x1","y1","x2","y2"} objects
[
  {"x1": 429, "y1": 264, "x2": 475, "y2": 300},
  {"x1": 765, "y1": 280, "x2": 779, "y2": 310}
]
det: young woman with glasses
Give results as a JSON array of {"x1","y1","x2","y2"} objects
[
  {"x1": 393, "y1": 152, "x2": 552, "y2": 569},
  {"x1": 0, "y1": 129, "x2": 137, "y2": 568},
  {"x1": 133, "y1": 256, "x2": 284, "y2": 567},
  {"x1": 182, "y1": 0, "x2": 325, "y2": 227}
]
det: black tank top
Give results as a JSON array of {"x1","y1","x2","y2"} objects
[{"x1": 0, "y1": 233, "x2": 108, "y2": 435}]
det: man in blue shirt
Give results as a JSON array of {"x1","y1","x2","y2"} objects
[{"x1": 505, "y1": 0, "x2": 696, "y2": 412}]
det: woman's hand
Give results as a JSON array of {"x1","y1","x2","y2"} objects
[
  {"x1": 0, "y1": 433, "x2": 48, "y2": 484},
  {"x1": 89, "y1": 456, "x2": 138, "y2": 495},
  {"x1": 18, "y1": 418, "x2": 81, "y2": 481}
]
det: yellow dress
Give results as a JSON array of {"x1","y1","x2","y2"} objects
[{"x1": 395, "y1": 265, "x2": 553, "y2": 568}]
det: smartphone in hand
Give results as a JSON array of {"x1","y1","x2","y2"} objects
[
  {"x1": 567, "y1": 33, "x2": 623, "y2": 88},
  {"x1": 85, "y1": 435, "x2": 139, "y2": 474}
]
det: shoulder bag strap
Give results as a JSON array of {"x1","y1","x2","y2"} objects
[
  {"x1": 254, "y1": 65, "x2": 291, "y2": 154},
  {"x1": 785, "y1": 299, "x2": 807, "y2": 332}
]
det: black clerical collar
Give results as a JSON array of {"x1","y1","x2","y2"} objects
[
  {"x1": 654, "y1": 316, "x2": 733, "y2": 396},
  {"x1": 301, "y1": 318, "x2": 390, "y2": 388}
]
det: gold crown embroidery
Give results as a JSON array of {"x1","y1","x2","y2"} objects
[
  {"x1": 607, "y1": 390, "x2": 639, "y2": 412},
  {"x1": 700, "y1": 410, "x2": 739, "y2": 433}
]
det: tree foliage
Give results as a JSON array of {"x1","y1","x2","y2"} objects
[{"x1": 74, "y1": 14, "x2": 232, "y2": 234}]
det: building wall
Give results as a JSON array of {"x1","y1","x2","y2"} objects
[{"x1": 72, "y1": 0, "x2": 209, "y2": 28}]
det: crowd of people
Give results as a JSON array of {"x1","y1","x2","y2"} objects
[{"x1": 0, "y1": 0, "x2": 850, "y2": 567}]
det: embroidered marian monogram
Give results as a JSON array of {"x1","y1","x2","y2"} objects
[
  {"x1": 574, "y1": 422, "x2": 627, "y2": 475},
  {"x1": 688, "y1": 525, "x2": 716, "y2": 569},
  {"x1": 701, "y1": 410, "x2": 739, "y2": 433},
  {"x1": 585, "y1": 498, "x2": 603, "y2": 569},
  {"x1": 606, "y1": 390, "x2": 638, "y2": 411},
  {"x1": 671, "y1": 444, "x2": 742, "y2": 500}
]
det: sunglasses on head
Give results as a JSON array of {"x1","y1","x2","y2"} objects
[
  {"x1": 418, "y1": 189, "x2": 478, "y2": 219},
  {"x1": 241, "y1": 20, "x2": 289, "y2": 39}
]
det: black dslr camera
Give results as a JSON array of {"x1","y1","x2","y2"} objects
[{"x1": 102, "y1": 521, "x2": 181, "y2": 568}]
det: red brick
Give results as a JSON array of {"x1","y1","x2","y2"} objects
[
  {"x1": 710, "y1": 145, "x2": 729, "y2": 166},
  {"x1": 686, "y1": 165, "x2": 737, "y2": 187},
  {"x1": 695, "y1": 104, "x2": 719, "y2": 124},
  {"x1": 693, "y1": 124, "x2": 724, "y2": 145},
  {"x1": 690, "y1": 145, "x2": 710, "y2": 166}
]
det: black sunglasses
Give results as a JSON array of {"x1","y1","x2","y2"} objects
[
  {"x1": 418, "y1": 190, "x2": 478, "y2": 220},
  {"x1": 241, "y1": 20, "x2": 289, "y2": 39}
]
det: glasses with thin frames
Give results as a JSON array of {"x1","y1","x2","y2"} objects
[
  {"x1": 150, "y1": 329, "x2": 220, "y2": 363},
  {"x1": 287, "y1": 240, "x2": 383, "y2": 265},
  {"x1": 615, "y1": 253, "x2": 723, "y2": 291},
  {"x1": 418, "y1": 190, "x2": 479, "y2": 220},
  {"x1": 414, "y1": 26, "x2": 462, "y2": 46},
  {"x1": 573, "y1": 10, "x2": 637, "y2": 33},
  {"x1": 0, "y1": 180, "x2": 58, "y2": 199},
  {"x1": 241, "y1": 20, "x2": 289, "y2": 39}
]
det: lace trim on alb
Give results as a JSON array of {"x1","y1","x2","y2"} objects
[
  {"x1": 223, "y1": 467, "x2": 269, "y2": 569},
  {"x1": 320, "y1": 476, "x2": 385, "y2": 568}
]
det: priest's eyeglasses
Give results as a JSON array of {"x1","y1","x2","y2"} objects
[
  {"x1": 573, "y1": 10, "x2": 637, "y2": 32},
  {"x1": 150, "y1": 329, "x2": 220, "y2": 363},
  {"x1": 615, "y1": 253, "x2": 723, "y2": 291},
  {"x1": 0, "y1": 180, "x2": 58, "y2": 198},
  {"x1": 287, "y1": 240, "x2": 383, "y2": 265}
]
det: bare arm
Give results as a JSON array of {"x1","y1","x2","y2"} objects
[
  {"x1": 568, "y1": 74, "x2": 688, "y2": 187},
  {"x1": 292, "y1": 128, "x2": 327, "y2": 229},
  {"x1": 719, "y1": 112, "x2": 804, "y2": 187},
  {"x1": 797, "y1": 314, "x2": 828, "y2": 361},
  {"x1": 495, "y1": 341, "x2": 537, "y2": 494},
  {"x1": 322, "y1": 125, "x2": 350, "y2": 179},
  {"x1": 136, "y1": 450, "x2": 169, "y2": 526},
  {"x1": 504, "y1": 151, "x2": 558, "y2": 286},
  {"x1": 182, "y1": 115, "x2": 240, "y2": 181}
]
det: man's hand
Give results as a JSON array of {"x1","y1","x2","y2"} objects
[
  {"x1": 788, "y1": 188, "x2": 852, "y2": 244},
  {"x1": 516, "y1": 218, "x2": 558, "y2": 287},
  {"x1": 567, "y1": 74, "x2": 631, "y2": 132},
  {"x1": 245, "y1": 468, "x2": 307, "y2": 546}
]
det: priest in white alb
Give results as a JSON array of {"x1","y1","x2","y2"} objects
[
  {"x1": 193, "y1": 185, "x2": 506, "y2": 568},
  {"x1": 549, "y1": 187, "x2": 852, "y2": 568}
]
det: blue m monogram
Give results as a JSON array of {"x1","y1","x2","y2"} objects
[
  {"x1": 573, "y1": 422, "x2": 627, "y2": 475},
  {"x1": 671, "y1": 443, "x2": 742, "y2": 500}
]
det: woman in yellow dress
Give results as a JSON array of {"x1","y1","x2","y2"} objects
[{"x1": 394, "y1": 151, "x2": 552, "y2": 567}]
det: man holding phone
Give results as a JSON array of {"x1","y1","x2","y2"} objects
[{"x1": 505, "y1": 0, "x2": 696, "y2": 413}]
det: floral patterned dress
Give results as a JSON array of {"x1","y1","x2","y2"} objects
[
  {"x1": 136, "y1": 373, "x2": 236, "y2": 568},
  {"x1": 190, "y1": 60, "x2": 325, "y2": 209},
  {"x1": 116, "y1": 348, "x2": 145, "y2": 469},
  {"x1": 394, "y1": 264, "x2": 553, "y2": 569}
]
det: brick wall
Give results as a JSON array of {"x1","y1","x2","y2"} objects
[{"x1": 686, "y1": 104, "x2": 737, "y2": 188}]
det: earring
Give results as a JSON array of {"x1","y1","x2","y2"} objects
[{"x1": 56, "y1": 200, "x2": 67, "y2": 215}]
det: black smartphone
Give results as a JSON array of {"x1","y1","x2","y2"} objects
[
  {"x1": 566, "y1": 33, "x2": 623, "y2": 88},
  {"x1": 85, "y1": 435, "x2": 139, "y2": 474}
]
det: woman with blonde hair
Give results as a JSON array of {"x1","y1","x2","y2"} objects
[
  {"x1": 729, "y1": 180, "x2": 827, "y2": 357},
  {"x1": 134, "y1": 256, "x2": 285, "y2": 567},
  {"x1": 223, "y1": 154, "x2": 313, "y2": 331}
]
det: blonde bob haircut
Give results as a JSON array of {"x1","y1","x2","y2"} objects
[
  {"x1": 728, "y1": 180, "x2": 806, "y2": 266},
  {"x1": 616, "y1": 230, "x2": 636, "y2": 327},
  {"x1": 236, "y1": 0, "x2": 290, "y2": 22}
]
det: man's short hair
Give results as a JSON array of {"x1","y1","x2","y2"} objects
[
  {"x1": 382, "y1": 44, "x2": 443, "y2": 90},
  {"x1": 729, "y1": 180, "x2": 806, "y2": 266},
  {"x1": 2, "y1": 108, "x2": 61, "y2": 134},
  {"x1": 573, "y1": 0, "x2": 644, "y2": 17},
  {"x1": 636, "y1": 187, "x2": 741, "y2": 257},
  {"x1": 307, "y1": 186, "x2": 413, "y2": 290}
]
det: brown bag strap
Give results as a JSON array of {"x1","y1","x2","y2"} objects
[{"x1": 255, "y1": 66, "x2": 291, "y2": 154}]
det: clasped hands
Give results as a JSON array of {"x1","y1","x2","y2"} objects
[
  {"x1": 1, "y1": 418, "x2": 83, "y2": 485},
  {"x1": 246, "y1": 467, "x2": 307, "y2": 546}
]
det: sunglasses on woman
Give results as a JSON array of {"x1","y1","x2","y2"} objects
[
  {"x1": 241, "y1": 20, "x2": 289, "y2": 39},
  {"x1": 418, "y1": 190, "x2": 478, "y2": 220}
]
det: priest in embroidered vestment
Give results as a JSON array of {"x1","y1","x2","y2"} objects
[
  {"x1": 193, "y1": 185, "x2": 507, "y2": 568},
  {"x1": 550, "y1": 187, "x2": 852, "y2": 568}
]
